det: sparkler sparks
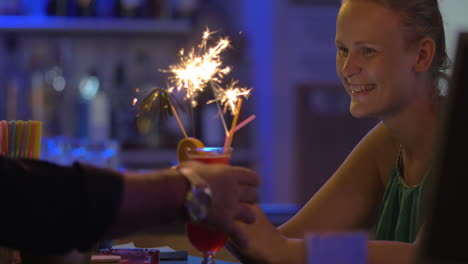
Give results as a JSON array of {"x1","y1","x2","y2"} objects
[
  {"x1": 135, "y1": 28, "x2": 253, "y2": 139},
  {"x1": 162, "y1": 28, "x2": 233, "y2": 108},
  {"x1": 208, "y1": 80, "x2": 251, "y2": 115}
]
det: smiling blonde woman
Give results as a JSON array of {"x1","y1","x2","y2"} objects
[{"x1": 227, "y1": 0, "x2": 450, "y2": 263}]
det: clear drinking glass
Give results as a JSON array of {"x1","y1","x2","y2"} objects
[{"x1": 185, "y1": 147, "x2": 232, "y2": 264}]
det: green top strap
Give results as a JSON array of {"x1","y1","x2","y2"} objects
[{"x1": 374, "y1": 167, "x2": 429, "y2": 242}]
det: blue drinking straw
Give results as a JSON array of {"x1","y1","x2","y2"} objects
[{"x1": 9, "y1": 121, "x2": 16, "y2": 157}]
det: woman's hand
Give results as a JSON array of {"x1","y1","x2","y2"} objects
[{"x1": 227, "y1": 205, "x2": 292, "y2": 264}]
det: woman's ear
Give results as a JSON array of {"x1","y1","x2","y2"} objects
[{"x1": 414, "y1": 37, "x2": 436, "y2": 73}]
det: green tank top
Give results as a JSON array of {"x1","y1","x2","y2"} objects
[{"x1": 374, "y1": 167, "x2": 429, "y2": 242}]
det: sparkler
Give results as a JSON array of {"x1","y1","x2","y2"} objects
[
  {"x1": 208, "y1": 80, "x2": 251, "y2": 116},
  {"x1": 136, "y1": 28, "x2": 253, "y2": 145},
  {"x1": 163, "y1": 28, "x2": 232, "y2": 108}
]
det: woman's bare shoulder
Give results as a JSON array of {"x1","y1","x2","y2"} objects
[
  {"x1": 358, "y1": 122, "x2": 400, "y2": 186},
  {"x1": 278, "y1": 122, "x2": 400, "y2": 235}
]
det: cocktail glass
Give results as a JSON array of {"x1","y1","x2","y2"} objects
[{"x1": 185, "y1": 147, "x2": 232, "y2": 264}]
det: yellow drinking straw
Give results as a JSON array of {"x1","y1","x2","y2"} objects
[
  {"x1": 22, "y1": 121, "x2": 32, "y2": 158},
  {"x1": 224, "y1": 98, "x2": 243, "y2": 151},
  {"x1": 28, "y1": 122, "x2": 37, "y2": 159},
  {"x1": 33, "y1": 121, "x2": 42, "y2": 159}
]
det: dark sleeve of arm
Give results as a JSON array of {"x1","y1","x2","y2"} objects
[{"x1": 0, "y1": 156, "x2": 123, "y2": 254}]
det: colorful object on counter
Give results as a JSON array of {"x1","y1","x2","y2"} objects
[
  {"x1": 0, "y1": 120, "x2": 42, "y2": 159},
  {"x1": 90, "y1": 255, "x2": 121, "y2": 263},
  {"x1": 98, "y1": 248, "x2": 159, "y2": 264}
]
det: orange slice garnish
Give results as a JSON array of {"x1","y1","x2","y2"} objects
[{"x1": 177, "y1": 137, "x2": 205, "y2": 162}]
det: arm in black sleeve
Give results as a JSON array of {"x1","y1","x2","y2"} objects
[{"x1": 0, "y1": 155, "x2": 123, "y2": 254}]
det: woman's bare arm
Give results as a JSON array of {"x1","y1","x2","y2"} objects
[
  {"x1": 228, "y1": 205, "x2": 418, "y2": 264},
  {"x1": 279, "y1": 122, "x2": 398, "y2": 238}
]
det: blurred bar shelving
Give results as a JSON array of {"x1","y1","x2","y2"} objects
[
  {"x1": 0, "y1": 15, "x2": 191, "y2": 34},
  {"x1": 0, "y1": 2, "x2": 256, "y2": 172}
]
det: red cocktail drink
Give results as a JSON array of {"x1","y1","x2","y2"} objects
[
  {"x1": 191, "y1": 155, "x2": 230, "y2": 165},
  {"x1": 186, "y1": 222, "x2": 228, "y2": 252},
  {"x1": 186, "y1": 147, "x2": 231, "y2": 259}
]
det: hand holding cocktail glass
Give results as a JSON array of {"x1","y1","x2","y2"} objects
[{"x1": 177, "y1": 138, "x2": 259, "y2": 263}]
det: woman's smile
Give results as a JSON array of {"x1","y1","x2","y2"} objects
[{"x1": 347, "y1": 82, "x2": 377, "y2": 94}]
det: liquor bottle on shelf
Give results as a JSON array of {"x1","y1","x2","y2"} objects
[
  {"x1": 150, "y1": 0, "x2": 165, "y2": 18},
  {"x1": 89, "y1": 90, "x2": 111, "y2": 142},
  {"x1": 46, "y1": 0, "x2": 68, "y2": 16},
  {"x1": 96, "y1": 0, "x2": 116, "y2": 17},
  {"x1": 2, "y1": 34, "x2": 28, "y2": 121},
  {"x1": 114, "y1": 0, "x2": 144, "y2": 18},
  {"x1": 110, "y1": 62, "x2": 150, "y2": 150},
  {"x1": 56, "y1": 39, "x2": 76, "y2": 138},
  {"x1": 27, "y1": 40, "x2": 50, "y2": 135},
  {"x1": 32, "y1": 39, "x2": 74, "y2": 138},
  {"x1": 26, "y1": 0, "x2": 48, "y2": 16},
  {"x1": 170, "y1": 0, "x2": 200, "y2": 19},
  {"x1": 77, "y1": 70, "x2": 101, "y2": 138},
  {"x1": 139, "y1": 0, "x2": 164, "y2": 18},
  {"x1": 68, "y1": 0, "x2": 96, "y2": 17},
  {"x1": 110, "y1": 63, "x2": 132, "y2": 145},
  {"x1": 0, "y1": 41, "x2": 8, "y2": 119}
]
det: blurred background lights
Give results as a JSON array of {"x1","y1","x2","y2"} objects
[{"x1": 79, "y1": 75, "x2": 100, "y2": 100}]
